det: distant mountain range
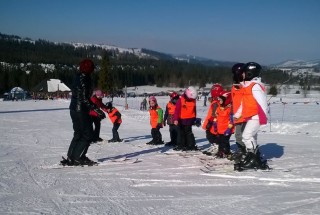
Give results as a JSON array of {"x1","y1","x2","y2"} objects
[
  {"x1": 1, "y1": 32, "x2": 319, "y2": 69},
  {"x1": 69, "y1": 41, "x2": 236, "y2": 67},
  {"x1": 270, "y1": 59, "x2": 320, "y2": 69}
]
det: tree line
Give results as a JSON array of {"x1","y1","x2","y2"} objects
[{"x1": 0, "y1": 32, "x2": 302, "y2": 96}]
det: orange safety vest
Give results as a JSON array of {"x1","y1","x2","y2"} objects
[
  {"x1": 202, "y1": 100, "x2": 219, "y2": 134},
  {"x1": 167, "y1": 102, "x2": 176, "y2": 115},
  {"x1": 216, "y1": 106, "x2": 234, "y2": 135},
  {"x1": 242, "y1": 82, "x2": 264, "y2": 119},
  {"x1": 166, "y1": 102, "x2": 176, "y2": 124},
  {"x1": 180, "y1": 96, "x2": 196, "y2": 119},
  {"x1": 149, "y1": 105, "x2": 162, "y2": 128},
  {"x1": 231, "y1": 85, "x2": 245, "y2": 123},
  {"x1": 108, "y1": 108, "x2": 122, "y2": 124}
]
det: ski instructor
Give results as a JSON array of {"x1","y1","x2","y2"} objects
[{"x1": 61, "y1": 59, "x2": 105, "y2": 166}]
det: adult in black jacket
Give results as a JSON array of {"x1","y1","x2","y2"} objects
[{"x1": 62, "y1": 59, "x2": 105, "y2": 166}]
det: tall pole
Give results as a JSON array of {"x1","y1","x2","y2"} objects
[{"x1": 125, "y1": 85, "x2": 128, "y2": 110}]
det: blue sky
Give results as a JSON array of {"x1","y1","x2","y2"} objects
[{"x1": 1, "y1": 0, "x2": 320, "y2": 65}]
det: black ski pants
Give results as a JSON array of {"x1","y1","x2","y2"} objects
[
  {"x1": 169, "y1": 124, "x2": 179, "y2": 145},
  {"x1": 151, "y1": 127, "x2": 162, "y2": 144},
  {"x1": 67, "y1": 110, "x2": 93, "y2": 161},
  {"x1": 112, "y1": 123, "x2": 121, "y2": 140},
  {"x1": 92, "y1": 117, "x2": 101, "y2": 141},
  {"x1": 177, "y1": 125, "x2": 196, "y2": 149},
  {"x1": 217, "y1": 134, "x2": 231, "y2": 154}
]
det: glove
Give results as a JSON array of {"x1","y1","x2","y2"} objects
[
  {"x1": 93, "y1": 108, "x2": 106, "y2": 119},
  {"x1": 163, "y1": 121, "x2": 166, "y2": 126},
  {"x1": 224, "y1": 128, "x2": 232, "y2": 136},
  {"x1": 213, "y1": 121, "x2": 218, "y2": 133},
  {"x1": 156, "y1": 123, "x2": 163, "y2": 129},
  {"x1": 194, "y1": 118, "x2": 201, "y2": 127}
]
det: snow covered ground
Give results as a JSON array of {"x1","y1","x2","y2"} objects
[{"x1": 1, "y1": 94, "x2": 320, "y2": 214}]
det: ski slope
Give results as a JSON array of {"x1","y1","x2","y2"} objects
[{"x1": 0, "y1": 95, "x2": 320, "y2": 214}]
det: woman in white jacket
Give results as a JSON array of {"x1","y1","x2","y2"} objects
[{"x1": 233, "y1": 62, "x2": 269, "y2": 170}]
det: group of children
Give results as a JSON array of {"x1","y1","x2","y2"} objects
[
  {"x1": 144, "y1": 61, "x2": 268, "y2": 170},
  {"x1": 88, "y1": 61, "x2": 268, "y2": 171}
]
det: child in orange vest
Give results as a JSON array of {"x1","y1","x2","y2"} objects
[
  {"x1": 163, "y1": 92, "x2": 180, "y2": 147},
  {"x1": 202, "y1": 83, "x2": 223, "y2": 155},
  {"x1": 215, "y1": 91, "x2": 234, "y2": 158},
  {"x1": 147, "y1": 96, "x2": 164, "y2": 145},
  {"x1": 105, "y1": 102, "x2": 122, "y2": 143},
  {"x1": 173, "y1": 86, "x2": 198, "y2": 151},
  {"x1": 230, "y1": 63, "x2": 247, "y2": 159},
  {"x1": 233, "y1": 62, "x2": 269, "y2": 170}
]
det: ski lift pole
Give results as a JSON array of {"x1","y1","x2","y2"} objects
[{"x1": 124, "y1": 85, "x2": 128, "y2": 110}]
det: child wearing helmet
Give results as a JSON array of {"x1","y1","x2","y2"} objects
[
  {"x1": 201, "y1": 83, "x2": 223, "y2": 155},
  {"x1": 89, "y1": 89, "x2": 107, "y2": 143},
  {"x1": 147, "y1": 96, "x2": 164, "y2": 145},
  {"x1": 104, "y1": 102, "x2": 122, "y2": 143},
  {"x1": 214, "y1": 91, "x2": 234, "y2": 158},
  {"x1": 173, "y1": 86, "x2": 198, "y2": 151},
  {"x1": 230, "y1": 63, "x2": 247, "y2": 159},
  {"x1": 233, "y1": 62, "x2": 269, "y2": 171},
  {"x1": 163, "y1": 92, "x2": 180, "y2": 147}
]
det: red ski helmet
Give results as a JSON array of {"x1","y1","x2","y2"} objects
[
  {"x1": 219, "y1": 91, "x2": 232, "y2": 106},
  {"x1": 170, "y1": 92, "x2": 179, "y2": 100},
  {"x1": 210, "y1": 83, "x2": 223, "y2": 98},
  {"x1": 79, "y1": 59, "x2": 95, "y2": 74}
]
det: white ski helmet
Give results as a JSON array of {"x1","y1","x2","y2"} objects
[{"x1": 185, "y1": 86, "x2": 198, "y2": 100}]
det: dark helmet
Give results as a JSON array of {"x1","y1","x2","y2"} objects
[
  {"x1": 231, "y1": 63, "x2": 245, "y2": 83},
  {"x1": 105, "y1": 102, "x2": 113, "y2": 109},
  {"x1": 242, "y1": 62, "x2": 262, "y2": 81},
  {"x1": 79, "y1": 59, "x2": 95, "y2": 74}
]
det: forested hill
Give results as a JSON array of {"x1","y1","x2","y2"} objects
[{"x1": 0, "y1": 33, "x2": 291, "y2": 95}]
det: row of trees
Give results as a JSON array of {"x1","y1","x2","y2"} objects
[{"x1": 2, "y1": 32, "x2": 316, "y2": 96}]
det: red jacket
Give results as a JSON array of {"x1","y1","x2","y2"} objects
[{"x1": 89, "y1": 95, "x2": 108, "y2": 118}]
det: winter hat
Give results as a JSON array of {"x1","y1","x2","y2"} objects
[
  {"x1": 149, "y1": 96, "x2": 157, "y2": 103},
  {"x1": 79, "y1": 59, "x2": 95, "y2": 74},
  {"x1": 185, "y1": 86, "x2": 198, "y2": 100},
  {"x1": 95, "y1": 89, "x2": 103, "y2": 98}
]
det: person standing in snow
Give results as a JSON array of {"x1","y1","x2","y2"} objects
[
  {"x1": 147, "y1": 96, "x2": 164, "y2": 145},
  {"x1": 230, "y1": 63, "x2": 247, "y2": 160},
  {"x1": 105, "y1": 102, "x2": 122, "y2": 142},
  {"x1": 214, "y1": 91, "x2": 234, "y2": 158},
  {"x1": 173, "y1": 86, "x2": 198, "y2": 151},
  {"x1": 89, "y1": 89, "x2": 107, "y2": 143},
  {"x1": 233, "y1": 62, "x2": 269, "y2": 170},
  {"x1": 202, "y1": 83, "x2": 223, "y2": 155},
  {"x1": 163, "y1": 92, "x2": 180, "y2": 147},
  {"x1": 62, "y1": 59, "x2": 104, "y2": 166}
]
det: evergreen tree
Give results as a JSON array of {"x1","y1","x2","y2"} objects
[{"x1": 98, "y1": 52, "x2": 113, "y2": 95}]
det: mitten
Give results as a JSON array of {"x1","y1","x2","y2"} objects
[
  {"x1": 194, "y1": 118, "x2": 201, "y2": 127},
  {"x1": 224, "y1": 128, "x2": 232, "y2": 136},
  {"x1": 213, "y1": 121, "x2": 218, "y2": 133},
  {"x1": 94, "y1": 108, "x2": 106, "y2": 119}
]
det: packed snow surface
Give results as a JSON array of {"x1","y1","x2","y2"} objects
[{"x1": 1, "y1": 94, "x2": 320, "y2": 214}]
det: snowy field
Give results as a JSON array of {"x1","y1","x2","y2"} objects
[{"x1": 1, "y1": 93, "x2": 320, "y2": 214}]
